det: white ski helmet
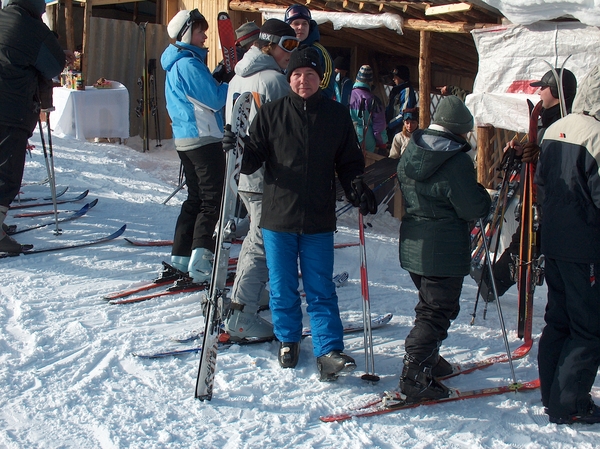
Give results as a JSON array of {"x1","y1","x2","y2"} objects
[{"x1": 167, "y1": 9, "x2": 208, "y2": 45}]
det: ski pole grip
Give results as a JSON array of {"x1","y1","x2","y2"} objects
[{"x1": 352, "y1": 176, "x2": 364, "y2": 197}]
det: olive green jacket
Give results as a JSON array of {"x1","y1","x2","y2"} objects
[{"x1": 397, "y1": 128, "x2": 491, "y2": 276}]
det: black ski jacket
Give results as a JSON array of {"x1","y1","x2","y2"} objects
[
  {"x1": 0, "y1": 0, "x2": 65, "y2": 133},
  {"x1": 242, "y1": 89, "x2": 364, "y2": 234},
  {"x1": 536, "y1": 66, "x2": 600, "y2": 264}
]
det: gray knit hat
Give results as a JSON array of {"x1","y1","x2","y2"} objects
[
  {"x1": 286, "y1": 45, "x2": 323, "y2": 81},
  {"x1": 235, "y1": 22, "x2": 260, "y2": 48},
  {"x1": 432, "y1": 95, "x2": 474, "y2": 135},
  {"x1": 356, "y1": 65, "x2": 373, "y2": 84}
]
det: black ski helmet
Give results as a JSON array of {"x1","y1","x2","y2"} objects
[{"x1": 530, "y1": 68, "x2": 577, "y2": 102}]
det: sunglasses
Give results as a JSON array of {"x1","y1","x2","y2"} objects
[
  {"x1": 177, "y1": 9, "x2": 207, "y2": 41},
  {"x1": 259, "y1": 32, "x2": 300, "y2": 52}
]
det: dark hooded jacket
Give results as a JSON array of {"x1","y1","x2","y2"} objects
[
  {"x1": 302, "y1": 20, "x2": 334, "y2": 100},
  {"x1": 0, "y1": 0, "x2": 65, "y2": 133},
  {"x1": 398, "y1": 128, "x2": 491, "y2": 276}
]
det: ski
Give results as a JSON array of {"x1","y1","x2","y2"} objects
[
  {"x1": 516, "y1": 100, "x2": 544, "y2": 340},
  {"x1": 13, "y1": 204, "x2": 94, "y2": 218},
  {"x1": 9, "y1": 190, "x2": 89, "y2": 210},
  {"x1": 124, "y1": 238, "x2": 243, "y2": 247},
  {"x1": 172, "y1": 272, "x2": 353, "y2": 343},
  {"x1": 319, "y1": 378, "x2": 540, "y2": 422},
  {"x1": 217, "y1": 12, "x2": 238, "y2": 74},
  {"x1": 8, "y1": 199, "x2": 98, "y2": 235},
  {"x1": 108, "y1": 272, "x2": 236, "y2": 305},
  {"x1": 439, "y1": 338, "x2": 534, "y2": 380},
  {"x1": 124, "y1": 238, "x2": 358, "y2": 250},
  {"x1": 133, "y1": 313, "x2": 393, "y2": 359},
  {"x1": 0, "y1": 224, "x2": 126, "y2": 258},
  {"x1": 195, "y1": 92, "x2": 254, "y2": 401},
  {"x1": 12, "y1": 186, "x2": 68, "y2": 203},
  {"x1": 103, "y1": 257, "x2": 239, "y2": 301}
]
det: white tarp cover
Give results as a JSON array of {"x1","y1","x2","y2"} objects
[
  {"x1": 262, "y1": 10, "x2": 404, "y2": 35},
  {"x1": 483, "y1": 0, "x2": 600, "y2": 27},
  {"x1": 466, "y1": 21, "x2": 600, "y2": 132}
]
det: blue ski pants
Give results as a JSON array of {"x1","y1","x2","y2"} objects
[{"x1": 262, "y1": 229, "x2": 344, "y2": 357}]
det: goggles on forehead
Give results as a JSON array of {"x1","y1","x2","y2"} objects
[
  {"x1": 177, "y1": 9, "x2": 206, "y2": 41},
  {"x1": 258, "y1": 32, "x2": 300, "y2": 52}
]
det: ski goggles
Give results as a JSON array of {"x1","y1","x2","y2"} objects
[
  {"x1": 177, "y1": 9, "x2": 207, "y2": 41},
  {"x1": 258, "y1": 32, "x2": 300, "y2": 52}
]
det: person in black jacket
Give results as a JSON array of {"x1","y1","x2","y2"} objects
[
  {"x1": 535, "y1": 65, "x2": 600, "y2": 425},
  {"x1": 225, "y1": 46, "x2": 376, "y2": 381},
  {"x1": 0, "y1": 0, "x2": 68, "y2": 253},
  {"x1": 480, "y1": 69, "x2": 577, "y2": 302}
]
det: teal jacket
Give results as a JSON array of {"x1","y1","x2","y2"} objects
[{"x1": 397, "y1": 128, "x2": 491, "y2": 276}]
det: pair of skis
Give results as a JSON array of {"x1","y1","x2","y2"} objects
[
  {"x1": 8, "y1": 199, "x2": 98, "y2": 235},
  {"x1": 9, "y1": 190, "x2": 89, "y2": 210},
  {"x1": 320, "y1": 378, "x2": 540, "y2": 422},
  {"x1": 194, "y1": 91, "x2": 254, "y2": 401}
]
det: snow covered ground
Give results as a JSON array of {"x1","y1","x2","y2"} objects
[{"x1": 0, "y1": 132, "x2": 598, "y2": 448}]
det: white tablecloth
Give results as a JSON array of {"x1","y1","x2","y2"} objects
[{"x1": 51, "y1": 84, "x2": 130, "y2": 140}]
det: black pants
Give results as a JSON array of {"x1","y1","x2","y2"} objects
[
  {"x1": 404, "y1": 273, "x2": 464, "y2": 365},
  {"x1": 538, "y1": 257, "x2": 600, "y2": 418},
  {"x1": 0, "y1": 125, "x2": 30, "y2": 207},
  {"x1": 172, "y1": 142, "x2": 225, "y2": 256}
]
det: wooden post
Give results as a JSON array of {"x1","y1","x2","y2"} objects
[
  {"x1": 81, "y1": 0, "x2": 92, "y2": 80},
  {"x1": 418, "y1": 30, "x2": 431, "y2": 129},
  {"x1": 64, "y1": 0, "x2": 75, "y2": 52},
  {"x1": 476, "y1": 125, "x2": 494, "y2": 187}
]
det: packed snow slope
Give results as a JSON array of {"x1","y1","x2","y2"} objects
[{"x1": 0, "y1": 133, "x2": 598, "y2": 448}]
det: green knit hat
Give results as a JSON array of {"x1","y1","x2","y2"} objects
[{"x1": 432, "y1": 95, "x2": 474, "y2": 135}]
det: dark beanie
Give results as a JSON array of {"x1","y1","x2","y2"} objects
[
  {"x1": 286, "y1": 45, "x2": 323, "y2": 81},
  {"x1": 432, "y1": 95, "x2": 474, "y2": 135},
  {"x1": 391, "y1": 65, "x2": 410, "y2": 81},
  {"x1": 334, "y1": 56, "x2": 349, "y2": 71},
  {"x1": 258, "y1": 18, "x2": 296, "y2": 41}
]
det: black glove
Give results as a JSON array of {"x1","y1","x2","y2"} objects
[
  {"x1": 348, "y1": 176, "x2": 377, "y2": 216},
  {"x1": 222, "y1": 125, "x2": 236, "y2": 152},
  {"x1": 521, "y1": 142, "x2": 540, "y2": 164},
  {"x1": 212, "y1": 63, "x2": 235, "y2": 84}
]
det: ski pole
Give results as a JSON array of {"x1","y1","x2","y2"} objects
[
  {"x1": 162, "y1": 162, "x2": 186, "y2": 205},
  {"x1": 470, "y1": 148, "x2": 518, "y2": 323},
  {"x1": 39, "y1": 108, "x2": 62, "y2": 235},
  {"x1": 353, "y1": 178, "x2": 379, "y2": 383},
  {"x1": 478, "y1": 216, "x2": 517, "y2": 385}
]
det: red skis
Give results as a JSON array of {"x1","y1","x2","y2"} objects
[
  {"x1": 320, "y1": 379, "x2": 540, "y2": 422},
  {"x1": 217, "y1": 12, "x2": 238, "y2": 74},
  {"x1": 516, "y1": 100, "x2": 544, "y2": 340}
]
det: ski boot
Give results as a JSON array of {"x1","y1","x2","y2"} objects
[
  {"x1": 431, "y1": 355, "x2": 454, "y2": 378},
  {"x1": 278, "y1": 342, "x2": 300, "y2": 368},
  {"x1": 169, "y1": 255, "x2": 190, "y2": 274},
  {"x1": 224, "y1": 304, "x2": 274, "y2": 341},
  {"x1": 399, "y1": 355, "x2": 450, "y2": 403},
  {"x1": 188, "y1": 248, "x2": 213, "y2": 284},
  {"x1": 0, "y1": 234, "x2": 31, "y2": 254},
  {"x1": 548, "y1": 401, "x2": 600, "y2": 425},
  {"x1": 317, "y1": 350, "x2": 356, "y2": 381}
]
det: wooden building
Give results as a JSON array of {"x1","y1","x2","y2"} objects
[{"x1": 46, "y1": 1, "x2": 527, "y2": 194}]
